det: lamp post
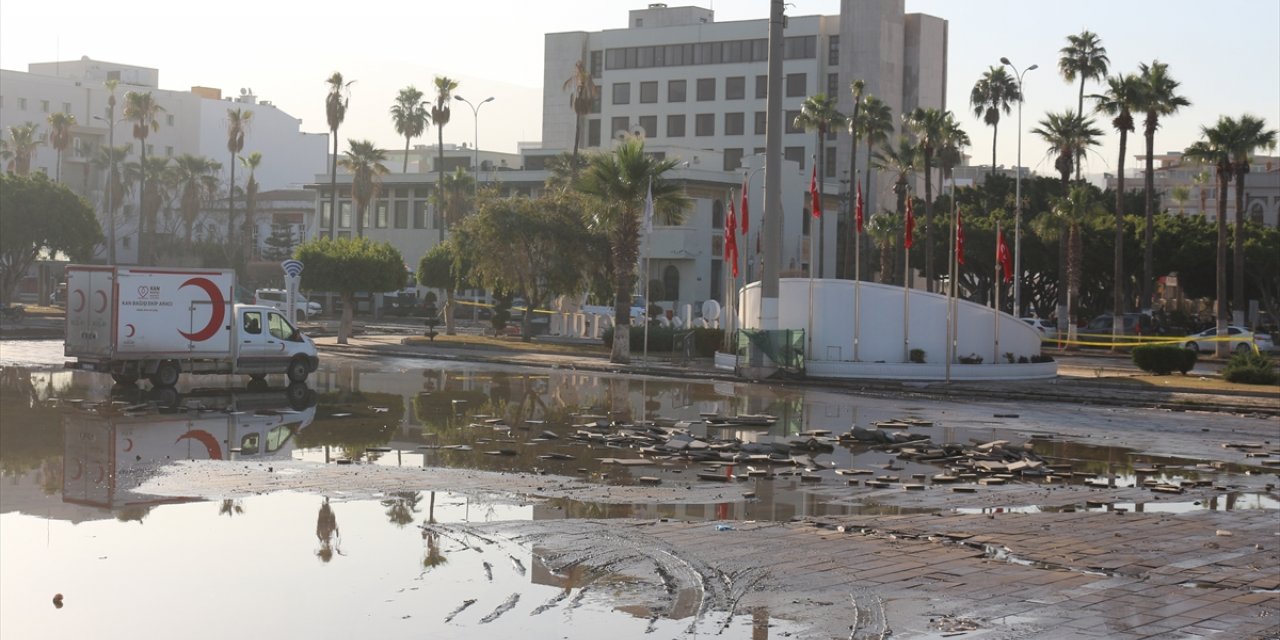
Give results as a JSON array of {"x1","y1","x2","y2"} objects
[
  {"x1": 93, "y1": 113, "x2": 120, "y2": 264},
  {"x1": 454, "y1": 95, "x2": 494, "y2": 195},
  {"x1": 1000, "y1": 57, "x2": 1037, "y2": 317}
]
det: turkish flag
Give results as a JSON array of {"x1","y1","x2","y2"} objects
[
  {"x1": 904, "y1": 197, "x2": 914, "y2": 249},
  {"x1": 809, "y1": 164, "x2": 821, "y2": 218},
  {"x1": 956, "y1": 210, "x2": 965, "y2": 265},
  {"x1": 997, "y1": 229, "x2": 1013, "y2": 283}
]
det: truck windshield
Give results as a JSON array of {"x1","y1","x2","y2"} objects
[{"x1": 268, "y1": 312, "x2": 297, "y2": 341}]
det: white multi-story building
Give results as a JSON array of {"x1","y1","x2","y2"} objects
[
  {"x1": 0, "y1": 57, "x2": 328, "y2": 263},
  {"x1": 1104, "y1": 152, "x2": 1280, "y2": 226},
  {"x1": 541, "y1": 1, "x2": 947, "y2": 277}
]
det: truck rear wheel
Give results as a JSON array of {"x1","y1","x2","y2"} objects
[
  {"x1": 150, "y1": 361, "x2": 180, "y2": 387},
  {"x1": 286, "y1": 357, "x2": 310, "y2": 383}
]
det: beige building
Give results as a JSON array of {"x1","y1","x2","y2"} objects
[{"x1": 1104, "y1": 152, "x2": 1280, "y2": 226}]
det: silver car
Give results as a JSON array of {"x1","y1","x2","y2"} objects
[
  {"x1": 254, "y1": 289, "x2": 322, "y2": 322},
  {"x1": 1181, "y1": 326, "x2": 1274, "y2": 354}
]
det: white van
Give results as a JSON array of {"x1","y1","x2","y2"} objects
[{"x1": 255, "y1": 288, "x2": 322, "y2": 321}]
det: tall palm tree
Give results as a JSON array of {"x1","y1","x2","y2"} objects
[
  {"x1": 1058, "y1": 30, "x2": 1109, "y2": 179},
  {"x1": 1193, "y1": 170, "x2": 1210, "y2": 216},
  {"x1": 338, "y1": 140, "x2": 389, "y2": 238},
  {"x1": 903, "y1": 107, "x2": 953, "y2": 291},
  {"x1": 103, "y1": 79, "x2": 121, "y2": 263},
  {"x1": 576, "y1": 136, "x2": 689, "y2": 364},
  {"x1": 1092, "y1": 72, "x2": 1144, "y2": 334},
  {"x1": 867, "y1": 212, "x2": 900, "y2": 284},
  {"x1": 872, "y1": 136, "x2": 917, "y2": 220},
  {"x1": 123, "y1": 91, "x2": 164, "y2": 263},
  {"x1": 1170, "y1": 185, "x2": 1191, "y2": 215},
  {"x1": 969, "y1": 66, "x2": 1020, "y2": 173},
  {"x1": 325, "y1": 72, "x2": 354, "y2": 238},
  {"x1": 93, "y1": 144, "x2": 132, "y2": 242},
  {"x1": 562, "y1": 61, "x2": 599, "y2": 161},
  {"x1": 390, "y1": 86, "x2": 429, "y2": 173},
  {"x1": 124, "y1": 156, "x2": 171, "y2": 254},
  {"x1": 1184, "y1": 122, "x2": 1234, "y2": 357},
  {"x1": 856, "y1": 95, "x2": 894, "y2": 277},
  {"x1": 793, "y1": 93, "x2": 846, "y2": 278},
  {"x1": 431, "y1": 76, "x2": 459, "y2": 243},
  {"x1": 1052, "y1": 185, "x2": 1105, "y2": 332},
  {"x1": 842, "y1": 79, "x2": 866, "y2": 279},
  {"x1": 241, "y1": 152, "x2": 263, "y2": 259},
  {"x1": 435, "y1": 166, "x2": 475, "y2": 336},
  {"x1": 1135, "y1": 60, "x2": 1190, "y2": 310},
  {"x1": 47, "y1": 112, "x2": 76, "y2": 182},
  {"x1": 225, "y1": 107, "x2": 252, "y2": 244},
  {"x1": 168, "y1": 154, "x2": 222, "y2": 245},
  {"x1": 5, "y1": 122, "x2": 42, "y2": 175},
  {"x1": 1224, "y1": 115, "x2": 1277, "y2": 324}
]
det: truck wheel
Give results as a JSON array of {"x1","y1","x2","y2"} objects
[
  {"x1": 286, "y1": 357, "x2": 310, "y2": 383},
  {"x1": 150, "y1": 361, "x2": 180, "y2": 387}
]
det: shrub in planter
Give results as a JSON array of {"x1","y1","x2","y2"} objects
[
  {"x1": 958, "y1": 353, "x2": 983, "y2": 364},
  {"x1": 1132, "y1": 345, "x2": 1187, "y2": 375},
  {"x1": 1030, "y1": 354, "x2": 1054, "y2": 363},
  {"x1": 909, "y1": 348, "x2": 926, "y2": 363},
  {"x1": 602, "y1": 325, "x2": 674, "y2": 352},
  {"x1": 1222, "y1": 351, "x2": 1278, "y2": 385}
]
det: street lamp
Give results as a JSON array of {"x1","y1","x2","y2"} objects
[
  {"x1": 1000, "y1": 57, "x2": 1037, "y2": 317},
  {"x1": 454, "y1": 95, "x2": 494, "y2": 195},
  {"x1": 93, "y1": 113, "x2": 121, "y2": 264}
]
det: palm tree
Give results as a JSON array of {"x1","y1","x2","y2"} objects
[
  {"x1": 867, "y1": 212, "x2": 900, "y2": 284},
  {"x1": 431, "y1": 76, "x2": 460, "y2": 243},
  {"x1": 562, "y1": 61, "x2": 599, "y2": 161},
  {"x1": 842, "y1": 80, "x2": 866, "y2": 279},
  {"x1": 1092, "y1": 72, "x2": 1144, "y2": 333},
  {"x1": 436, "y1": 167, "x2": 475, "y2": 336},
  {"x1": 1224, "y1": 115, "x2": 1277, "y2": 324},
  {"x1": 47, "y1": 112, "x2": 76, "y2": 182},
  {"x1": 1193, "y1": 170, "x2": 1210, "y2": 216},
  {"x1": 93, "y1": 144, "x2": 132, "y2": 247},
  {"x1": 1059, "y1": 30, "x2": 1109, "y2": 179},
  {"x1": 123, "y1": 91, "x2": 164, "y2": 263},
  {"x1": 1135, "y1": 60, "x2": 1190, "y2": 310},
  {"x1": 5, "y1": 122, "x2": 42, "y2": 175},
  {"x1": 793, "y1": 93, "x2": 846, "y2": 278},
  {"x1": 168, "y1": 154, "x2": 222, "y2": 245},
  {"x1": 872, "y1": 136, "x2": 917, "y2": 220},
  {"x1": 969, "y1": 66, "x2": 1020, "y2": 173},
  {"x1": 338, "y1": 140, "x2": 389, "y2": 238},
  {"x1": 225, "y1": 108, "x2": 252, "y2": 245},
  {"x1": 576, "y1": 136, "x2": 689, "y2": 364},
  {"x1": 903, "y1": 107, "x2": 954, "y2": 291},
  {"x1": 1184, "y1": 122, "x2": 1233, "y2": 358},
  {"x1": 390, "y1": 86, "x2": 429, "y2": 173},
  {"x1": 1170, "y1": 185, "x2": 1191, "y2": 215},
  {"x1": 241, "y1": 152, "x2": 263, "y2": 259},
  {"x1": 103, "y1": 78, "x2": 121, "y2": 263},
  {"x1": 1053, "y1": 185, "x2": 1105, "y2": 333},
  {"x1": 855, "y1": 95, "x2": 894, "y2": 277},
  {"x1": 325, "y1": 72, "x2": 354, "y2": 238},
  {"x1": 124, "y1": 156, "x2": 171, "y2": 254}
]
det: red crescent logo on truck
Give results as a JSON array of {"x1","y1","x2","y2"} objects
[
  {"x1": 177, "y1": 277, "x2": 226, "y2": 342},
  {"x1": 176, "y1": 429, "x2": 223, "y2": 460},
  {"x1": 72, "y1": 290, "x2": 85, "y2": 312},
  {"x1": 94, "y1": 290, "x2": 109, "y2": 313}
]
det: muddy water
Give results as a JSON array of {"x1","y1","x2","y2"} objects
[{"x1": 2, "y1": 343, "x2": 1277, "y2": 638}]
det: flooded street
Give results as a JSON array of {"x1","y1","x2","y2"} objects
[{"x1": 2, "y1": 339, "x2": 1277, "y2": 639}]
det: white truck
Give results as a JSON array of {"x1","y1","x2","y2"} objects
[{"x1": 64, "y1": 265, "x2": 319, "y2": 386}]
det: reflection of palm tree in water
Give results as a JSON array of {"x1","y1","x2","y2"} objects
[
  {"x1": 219, "y1": 499, "x2": 244, "y2": 517},
  {"x1": 316, "y1": 497, "x2": 341, "y2": 562},
  {"x1": 382, "y1": 491, "x2": 421, "y2": 526},
  {"x1": 421, "y1": 491, "x2": 448, "y2": 570}
]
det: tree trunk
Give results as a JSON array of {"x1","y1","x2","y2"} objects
[
  {"x1": 611, "y1": 218, "x2": 637, "y2": 365},
  {"x1": 923, "y1": 149, "x2": 934, "y2": 292},
  {"x1": 1215, "y1": 170, "x2": 1229, "y2": 358},
  {"x1": 329, "y1": 132, "x2": 338, "y2": 238},
  {"x1": 403, "y1": 137, "x2": 410, "y2": 173},
  {"x1": 445, "y1": 289, "x2": 456, "y2": 335},
  {"x1": 339, "y1": 291, "x2": 353, "y2": 345},
  {"x1": 572, "y1": 115, "x2": 582, "y2": 160},
  {"x1": 990, "y1": 121, "x2": 998, "y2": 174},
  {"x1": 1113, "y1": 129, "x2": 1128, "y2": 345},
  {"x1": 1142, "y1": 123, "x2": 1156, "y2": 310},
  {"x1": 438, "y1": 126, "x2": 446, "y2": 246},
  {"x1": 1232, "y1": 170, "x2": 1246, "y2": 326},
  {"x1": 229, "y1": 156, "x2": 237, "y2": 246}
]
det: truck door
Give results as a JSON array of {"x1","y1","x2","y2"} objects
[
  {"x1": 65, "y1": 267, "x2": 115, "y2": 357},
  {"x1": 236, "y1": 310, "x2": 272, "y2": 373}
]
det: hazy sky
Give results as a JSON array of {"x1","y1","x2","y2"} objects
[{"x1": 2, "y1": 0, "x2": 1277, "y2": 178}]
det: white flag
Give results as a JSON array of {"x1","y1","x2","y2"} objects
[{"x1": 643, "y1": 176, "x2": 654, "y2": 234}]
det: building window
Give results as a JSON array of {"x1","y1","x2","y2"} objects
[
  {"x1": 827, "y1": 73, "x2": 839, "y2": 99},
  {"x1": 321, "y1": 202, "x2": 332, "y2": 230},
  {"x1": 696, "y1": 78, "x2": 716, "y2": 101},
  {"x1": 612, "y1": 82, "x2": 630, "y2": 105},
  {"x1": 785, "y1": 110, "x2": 802, "y2": 134},
  {"x1": 754, "y1": 112, "x2": 767, "y2": 135},
  {"x1": 41, "y1": 100, "x2": 50, "y2": 113},
  {"x1": 587, "y1": 119, "x2": 601, "y2": 146},
  {"x1": 166, "y1": 114, "x2": 174, "y2": 126},
  {"x1": 709, "y1": 260, "x2": 722, "y2": 302},
  {"x1": 639, "y1": 81, "x2": 658, "y2": 104},
  {"x1": 590, "y1": 92, "x2": 601, "y2": 114},
  {"x1": 826, "y1": 147, "x2": 837, "y2": 178},
  {"x1": 828, "y1": 35, "x2": 840, "y2": 65},
  {"x1": 394, "y1": 201, "x2": 408, "y2": 228},
  {"x1": 668, "y1": 79, "x2": 686, "y2": 103},
  {"x1": 695, "y1": 114, "x2": 715, "y2": 137},
  {"x1": 413, "y1": 201, "x2": 427, "y2": 228},
  {"x1": 17, "y1": 97, "x2": 27, "y2": 110},
  {"x1": 724, "y1": 148, "x2": 744, "y2": 172},
  {"x1": 339, "y1": 202, "x2": 351, "y2": 228},
  {"x1": 724, "y1": 112, "x2": 744, "y2": 136},
  {"x1": 786, "y1": 73, "x2": 806, "y2": 98},
  {"x1": 638, "y1": 115, "x2": 657, "y2": 138},
  {"x1": 784, "y1": 146, "x2": 806, "y2": 170},
  {"x1": 755, "y1": 75, "x2": 767, "y2": 99},
  {"x1": 165, "y1": 146, "x2": 173, "y2": 157},
  {"x1": 662, "y1": 265, "x2": 680, "y2": 301},
  {"x1": 666, "y1": 114, "x2": 686, "y2": 138},
  {"x1": 611, "y1": 116, "x2": 630, "y2": 138},
  {"x1": 712, "y1": 199, "x2": 724, "y2": 229},
  {"x1": 376, "y1": 202, "x2": 388, "y2": 228},
  {"x1": 63, "y1": 102, "x2": 72, "y2": 114},
  {"x1": 589, "y1": 51, "x2": 602, "y2": 77},
  {"x1": 725, "y1": 76, "x2": 745, "y2": 100},
  {"x1": 784, "y1": 35, "x2": 817, "y2": 59}
]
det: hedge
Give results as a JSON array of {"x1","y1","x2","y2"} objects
[
  {"x1": 1222, "y1": 351, "x2": 1278, "y2": 385},
  {"x1": 1132, "y1": 345, "x2": 1196, "y2": 375},
  {"x1": 601, "y1": 325, "x2": 723, "y2": 357}
]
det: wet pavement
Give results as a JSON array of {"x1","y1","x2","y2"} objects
[{"x1": 1, "y1": 338, "x2": 1278, "y2": 639}]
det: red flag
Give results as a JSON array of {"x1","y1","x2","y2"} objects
[
  {"x1": 809, "y1": 163, "x2": 821, "y2": 218},
  {"x1": 725, "y1": 198, "x2": 739, "y2": 278},
  {"x1": 997, "y1": 229, "x2": 1013, "y2": 283},
  {"x1": 956, "y1": 210, "x2": 965, "y2": 265},
  {"x1": 740, "y1": 174, "x2": 750, "y2": 234},
  {"x1": 855, "y1": 181, "x2": 864, "y2": 234},
  {"x1": 904, "y1": 197, "x2": 915, "y2": 249}
]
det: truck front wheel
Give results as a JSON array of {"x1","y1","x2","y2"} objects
[
  {"x1": 286, "y1": 357, "x2": 310, "y2": 383},
  {"x1": 150, "y1": 361, "x2": 180, "y2": 387}
]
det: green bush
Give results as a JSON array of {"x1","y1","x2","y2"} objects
[
  {"x1": 1030, "y1": 354, "x2": 1054, "y2": 363},
  {"x1": 1222, "y1": 351, "x2": 1278, "y2": 385},
  {"x1": 1132, "y1": 345, "x2": 1188, "y2": 375},
  {"x1": 1178, "y1": 348, "x2": 1198, "y2": 375},
  {"x1": 601, "y1": 325, "x2": 723, "y2": 357},
  {"x1": 909, "y1": 348, "x2": 925, "y2": 363}
]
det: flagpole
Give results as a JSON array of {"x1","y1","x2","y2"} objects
[
  {"x1": 807, "y1": 159, "x2": 818, "y2": 360},
  {"x1": 946, "y1": 182, "x2": 954, "y2": 383},
  {"x1": 994, "y1": 222, "x2": 1001, "y2": 365},
  {"x1": 853, "y1": 173, "x2": 862, "y2": 362},
  {"x1": 903, "y1": 190, "x2": 912, "y2": 364},
  {"x1": 642, "y1": 177, "x2": 653, "y2": 363}
]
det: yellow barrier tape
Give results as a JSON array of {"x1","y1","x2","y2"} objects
[{"x1": 1040, "y1": 332, "x2": 1259, "y2": 351}]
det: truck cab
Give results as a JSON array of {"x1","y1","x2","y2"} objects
[{"x1": 233, "y1": 305, "x2": 319, "y2": 381}]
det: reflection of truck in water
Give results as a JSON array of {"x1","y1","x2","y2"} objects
[
  {"x1": 63, "y1": 265, "x2": 319, "y2": 387},
  {"x1": 61, "y1": 385, "x2": 316, "y2": 510}
]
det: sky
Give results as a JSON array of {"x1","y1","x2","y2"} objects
[{"x1": 2, "y1": 0, "x2": 1277, "y2": 179}]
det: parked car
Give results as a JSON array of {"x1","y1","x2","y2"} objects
[
  {"x1": 255, "y1": 289, "x2": 322, "y2": 322},
  {"x1": 1085, "y1": 313, "x2": 1162, "y2": 336},
  {"x1": 1020, "y1": 317, "x2": 1057, "y2": 340},
  {"x1": 1181, "y1": 326, "x2": 1274, "y2": 354}
]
